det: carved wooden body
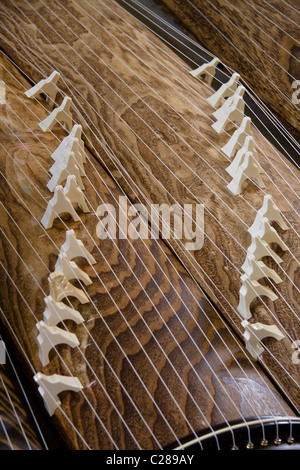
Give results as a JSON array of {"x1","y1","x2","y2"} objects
[{"x1": 0, "y1": 0, "x2": 299, "y2": 450}]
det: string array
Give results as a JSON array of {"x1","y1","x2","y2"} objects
[{"x1": 0, "y1": 0, "x2": 299, "y2": 450}]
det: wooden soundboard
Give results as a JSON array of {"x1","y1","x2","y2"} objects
[{"x1": 0, "y1": 0, "x2": 299, "y2": 450}]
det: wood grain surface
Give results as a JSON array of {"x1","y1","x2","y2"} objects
[
  {"x1": 0, "y1": 0, "x2": 299, "y2": 449},
  {"x1": 0, "y1": 359, "x2": 43, "y2": 450},
  {"x1": 155, "y1": 0, "x2": 300, "y2": 136},
  {"x1": 1, "y1": 50, "x2": 293, "y2": 450}
]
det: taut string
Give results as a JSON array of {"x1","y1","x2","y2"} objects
[
  {"x1": 0, "y1": 113, "x2": 249, "y2": 449},
  {"x1": 0, "y1": 359, "x2": 32, "y2": 449},
  {"x1": 2, "y1": 53, "x2": 300, "y2": 352},
  {"x1": 76, "y1": 0, "x2": 300, "y2": 215},
  {"x1": 0, "y1": 74, "x2": 290, "y2": 452},
  {"x1": 0, "y1": 305, "x2": 91, "y2": 449},
  {"x1": 262, "y1": 0, "x2": 300, "y2": 27},
  {"x1": 0, "y1": 53, "x2": 296, "y2": 428},
  {"x1": 5, "y1": 0, "x2": 299, "y2": 273},
  {"x1": 1, "y1": 0, "x2": 298, "y2": 448},
  {"x1": 185, "y1": 0, "x2": 298, "y2": 105},
  {"x1": 1, "y1": 11, "x2": 298, "y2": 370},
  {"x1": 2, "y1": 29, "x2": 300, "y2": 396},
  {"x1": 199, "y1": 0, "x2": 300, "y2": 79},
  {"x1": 237, "y1": 0, "x2": 299, "y2": 43},
  {"x1": 116, "y1": 0, "x2": 300, "y2": 165},
  {"x1": 6, "y1": 0, "x2": 299, "y2": 311},
  {"x1": 1, "y1": 346, "x2": 49, "y2": 449}
]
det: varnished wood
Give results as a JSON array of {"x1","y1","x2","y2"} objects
[
  {"x1": 0, "y1": 0, "x2": 299, "y2": 449},
  {"x1": 0, "y1": 360, "x2": 43, "y2": 450},
  {"x1": 1, "y1": 0, "x2": 298, "y2": 410},
  {"x1": 0, "y1": 50, "x2": 292, "y2": 450},
  {"x1": 156, "y1": 0, "x2": 300, "y2": 136}
]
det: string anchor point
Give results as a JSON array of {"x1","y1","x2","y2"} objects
[
  {"x1": 43, "y1": 295, "x2": 84, "y2": 327},
  {"x1": 39, "y1": 96, "x2": 73, "y2": 133},
  {"x1": 189, "y1": 57, "x2": 219, "y2": 85},
  {"x1": 207, "y1": 72, "x2": 240, "y2": 108},
  {"x1": 260, "y1": 439, "x2": 268, "y2": 447},
  {"x1": 60, "y1": 229, "x2": 96, "y2": 265},
  {"x1": 41, "y1": 185, "x2": 80, "y2": 229},
  {"x1": 33, "y1": 372, "x2": 83, "y2": 416},
  {"x1": 25, "y1": 71, "x2": 60, "y2": 108},
  {"x1": 241, "y1": 319, "x2": 285, "y2": 360},
  {"x1": 226, "y1": 152, "x2": 265, "y2": 195},
  {"x1": 36, "y1": 320, "x2": 79, "y2": 367}
]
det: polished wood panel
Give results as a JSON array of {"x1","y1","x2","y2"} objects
[
  {"x1": 156, "y1": 0, "x2": 300, "y2": 135},
  {"x1": 0, "y1": 0, "x2": 298, "y2": 449},
  {"x1": 0, "y1": 359, "x2": 43, "y2": 450},
  {"x1": 0, "y1": 0, "x2": 299, "y2": 412},
  {"x1": 0, "y1": 50, "x2": 291, "y2": 450}
]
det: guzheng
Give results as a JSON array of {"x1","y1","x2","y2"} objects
[{"x1": 0, "y1": 0, "x2": 299, "y2": 451}]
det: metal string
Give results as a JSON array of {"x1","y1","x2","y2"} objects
[
  {"x1": 184, "y1": 0, "x2": 298, "y2": 104},
  {"x1": 9, "y1": 0, "x2": 300, "y2": 276},
  {"x1": 2, "y1": 348, "x2": 49, "y2": 449},
  {"x1": 262, "y1": 0, "x2": 300, "y2": 27},
  {"x1": 201, "y1": 0, "x2": 300, "y2": 78},
  {"x1": 1, "y1": 2, "x2": 298, "y2": 382},
  {"x1": 0, "y1": 75, "x2": 294, "y2": 458},
  {"x1": 0, "y1": 366, "x2": 31, "y2": 449},
  {"x1": 241, "y1": 0, "x2": 299, "y2": 43}
]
